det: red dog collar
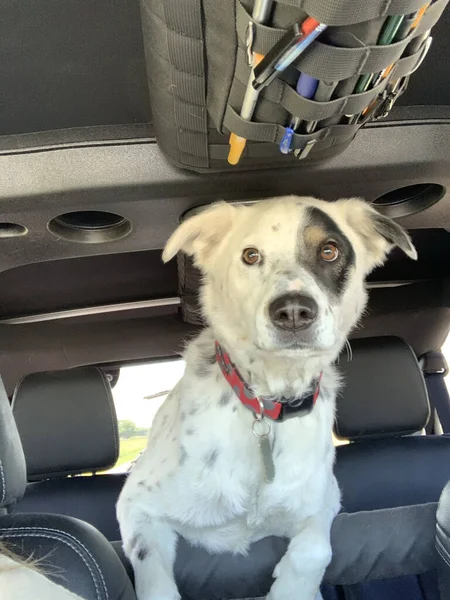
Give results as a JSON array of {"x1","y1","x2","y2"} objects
[{"x1": 215, "y1": 341, "x2": 321, "y2": 422}]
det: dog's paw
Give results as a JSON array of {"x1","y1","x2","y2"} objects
[
  {"x1": 137, "y1": 592, "x2": 180, "y2": 600},
  {"x1": 266, "y1": 570, "x2": 321, "y2": 600}
]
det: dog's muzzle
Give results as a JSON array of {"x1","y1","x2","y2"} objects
[{"x1": 269, "y1": 293, "x2": 318, "y2": 332}]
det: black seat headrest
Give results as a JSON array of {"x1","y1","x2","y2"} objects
[
  {"x1": 335, "y1": 336, "x2": 430, "y2": 441},
  {"x1": 0, "y1": 376, "x2": 26, "y2": 507},
  {"x1": 13, "y1": 367, "x2": 119, "y2": 480}
]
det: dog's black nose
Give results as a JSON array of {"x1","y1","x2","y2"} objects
[{"x1": 269, "y1": 293, "x2": 318, "y2": 331}]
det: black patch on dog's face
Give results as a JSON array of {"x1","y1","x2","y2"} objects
[{"x1": 300, "y1": 207, "x2": 355, "y2": 296}]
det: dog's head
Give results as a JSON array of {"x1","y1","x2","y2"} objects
[{"x1": 163, "y1": 197, "x2": 416, "y2": 359}]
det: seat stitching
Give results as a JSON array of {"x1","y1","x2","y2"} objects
[
  {"x1": 95, "y1": 368, "x2": 119, "y2": 461},
  {"x1": 11, "y1": 374, "x2": 28, "y2": 410},
  {"x1": 0, "y1": 459, "x2": 5, "y2": 504},
  {"x1": 436, "y1": 542, "x2": 450, "y2": 569},
  {"x1": 0, "y1": 530, "x2": 102, "y2": 600},
  {"x1": 0, "y1": 526, "x2": 109, "y2": 600}
]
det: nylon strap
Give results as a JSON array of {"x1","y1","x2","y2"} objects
[
  {"x1": 224, "y1": 104, "x2": 359, "y2": 147},
  {"x1": 161, "y1": 0, "x2": 209, "y2": 168},
  {"x1": 236, "y1": 0, "x2": 447, "y2": 80},
  {"x1": 255, "y1": 0, "x2": 446, "y2": 26}
]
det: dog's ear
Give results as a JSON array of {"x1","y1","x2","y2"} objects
[
  {"x1": 162, "y1": 202, "x2": 237, "y2": 267},
  {"x1": 336, "y1": 198, "x2": 417, "y2": 271}
]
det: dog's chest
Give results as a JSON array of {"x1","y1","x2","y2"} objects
[{"x1": 177, "y1": 404, "x2": 333, "y2": 535}]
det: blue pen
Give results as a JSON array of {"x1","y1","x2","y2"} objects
[
  {"x1": 280, "y1": 73, "x2": 319, "y2": 154},
  {"x1": 253, "y1": 20, "x2": 327, "y2": 92}
]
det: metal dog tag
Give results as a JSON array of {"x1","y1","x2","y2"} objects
[
  {"x1": 258, "y1": 434, "x2": 275, "y2": 484},
  {"x1": 253, "y1": 416, "x2": 275, "y2": 484}
]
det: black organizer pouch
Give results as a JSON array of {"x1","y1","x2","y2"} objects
[{"x1": 139, "y1": 0, "x2": 447, "y2": 172}]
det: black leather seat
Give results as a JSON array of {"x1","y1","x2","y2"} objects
[
  {"x1": 437, "y1": 480, "x2": 450, "y2": 599},
  {"x1": 334, "y1": 336, "x2": 450, "y2": 600},
  {"x1": 335, "y1": 336, "x2": 450, "y2": 512},
  {"x1": 0, "y1": 375, "x2": 136, "y2": 600},
  {"x1": 12, "y1": 367, "x2": 126, "y2": 540}
]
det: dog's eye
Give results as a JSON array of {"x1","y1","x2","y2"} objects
[
  {"x1": 242, "y1": 247, "x2": 261, "y2": 266},
  {"x1": 320, "y1": 242, "x2": 339, "y2": 262}
]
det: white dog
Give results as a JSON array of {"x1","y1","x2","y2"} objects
[{"x1": 117, "y1": 196, "x2": 416, "y2": 600}]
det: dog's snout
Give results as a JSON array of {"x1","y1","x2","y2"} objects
[{"x1": 269, "y1": 293, "x2": 318, "y2": 332}]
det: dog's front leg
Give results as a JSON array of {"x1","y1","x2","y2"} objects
[
  {"x1": 267, "y1": 512, "x2": 334, "y2": 600},
  {"x1": 125, "y1": 520, "x2": 180, "y2": 600}
]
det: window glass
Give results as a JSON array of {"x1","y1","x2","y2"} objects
[
  {"x1": 443, "y1": 334, "x2": 450, "y2": 392},
  {"x1": 107, "y1": 359, "x2": 185, "y2": 473}
]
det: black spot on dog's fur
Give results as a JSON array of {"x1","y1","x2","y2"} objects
[
  {"x1": 205, "y1": 448, "x2": 219, "y2": 468},
  {"x1": 272, "y1": 223, "x2": 280, "y2": 232},
  {"x1": 181, "y1": 411, "x2": 186, "y2": 422},
  {"x1": 186, "y1": 428, "x2": 195, "y2": 435},
  {"x1": 189, "y1": 406, "x2": 198, "y2": 416},
  {"x1": 138, "y1": 481, "x2": 145, "y2": 487},
  {"x1": 137, "y1": 546, "x2": 150, "y2": 561},
  {"x1": 219, "y1": 392, "x2": 231, "y2": 407},
  {"x1": 232, "y1": 405, "x2": 238, "y2": 413},
  {"x1": 146, "y1": 485, "x2": 153, "y2": 492},
  {"x1": 162, "y1": 415, "x2": 169, "y2": 427},
  {"x1": 300, "y1": 207, "x2": 356, "y2": 296},
  {"x1": 196, "y1": 362, "x2": 212, "y2": 378},
  {"x1": 130, "y1": 535, "x2": 139, "y2": 551},
  {"x1": 180, "y1": 446, "x2": 188, "y2": 465}
]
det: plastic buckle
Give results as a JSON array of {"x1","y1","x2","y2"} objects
[{"x1": 420, "y1": 352, "x2": 449, "y2": 377}]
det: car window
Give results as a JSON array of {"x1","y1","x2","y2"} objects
[{"x1": 106, "y1": 359, "x2": 185, "y2": 473}]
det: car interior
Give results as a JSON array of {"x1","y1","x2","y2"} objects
[{"x1": 1, "y1": 1, "x2": 450, "y2": 600}]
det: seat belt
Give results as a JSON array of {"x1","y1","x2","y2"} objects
[{"x1": 420, "y1": 352, "x2": 450, "y2": 434}]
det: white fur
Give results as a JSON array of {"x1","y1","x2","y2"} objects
[{"x1": 117, "y1": 196, "x2": 416, "y2": 600}]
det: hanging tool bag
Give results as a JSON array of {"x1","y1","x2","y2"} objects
[{"x1": 140, "y1": 0, "x2": 448, "y2": 172}]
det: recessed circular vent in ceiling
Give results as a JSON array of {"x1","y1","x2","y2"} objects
[
  {"x1": 0, "y1": 223, "x2": 28, "y2": 238},
  {"x1": 48, "y1": 211, "x2": 132, "y2": 244},
  {"x1": 373, "y1": 183, "x2": 445, "y2": 218}
]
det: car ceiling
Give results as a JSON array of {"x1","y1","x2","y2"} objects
[{"x1": 0, "y1": 2, "x2": 449, "y2": 390}]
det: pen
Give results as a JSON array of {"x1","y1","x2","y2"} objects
[
  {"x1": 253, "y1": 19, "x2": 327, "y2": 93},
  {"x1": 305, "y1": 79, "x2": 339, "y2": 133},
  {"x1": 371, "y1": 3, "x2": 430, "y2": 88},
  {"x1": 354, "y1": 15, "x2": 405, "y2": 94},
  {"x1": 227, "y1": 0, "x2": 274, "y2": 165},
  {"x1": 394, "y1": 3, "x2": 430, "y2": 41},
  {"x1": 279, "y1": 73, "x2": 319, "y2": 154}
]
